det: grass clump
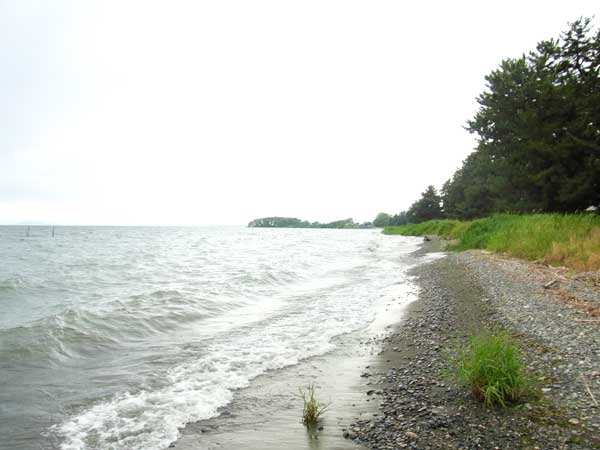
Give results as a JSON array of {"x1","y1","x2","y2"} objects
[
  {"x1": 384, "y1": 213, "x2": 600, "y2": 271},
  {"x1": 299, "y1": 384, "x2": 329, "y2": 428},
  {"x1": 448, "y1": 332, "x2": 533, "y2": 407}
]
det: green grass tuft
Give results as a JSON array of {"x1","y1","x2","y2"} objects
[
  {"x1": 447, "y1": 332, "x2": 533, "y2": 407},
  {"x1": 299, "y1": 384, "x2": 329, "y2": 428},
  {"x1": 383, "y1": 214, "x2": 600, "y2": 271}
]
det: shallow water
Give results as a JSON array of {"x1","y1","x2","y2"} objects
[{"x1": 0, "y1": 226, "x2": 423, "y2": 450}]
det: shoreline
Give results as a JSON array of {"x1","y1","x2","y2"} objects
[
  {"x1": 350, "y1": 243, "x2": 599, "y2": 449},
  {"x1": 171, "y1": 247, "x2": 426, "y2": 450},
  {"x1": 169, "y1": 238, "x2": 599, "y2": 450},
  {"x1": 174, "y1": 333, "x2": 375, "y2": 450}
]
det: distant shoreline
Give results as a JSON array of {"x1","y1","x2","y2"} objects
[{"x1": 248, "y1": 216, "x2": 373, "y2": 229}]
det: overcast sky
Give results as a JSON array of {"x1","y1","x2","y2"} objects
[{"x1": 1, "y1": 1, "x2": 598, "y2": 225}]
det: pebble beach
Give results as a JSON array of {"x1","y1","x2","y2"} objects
[{"x1": 350, "y1": 243, "x2": 600, "y2": 450}]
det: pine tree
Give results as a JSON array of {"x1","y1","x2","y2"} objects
[
  {"x1": 443, "y1": 18, "x2": 600, "y2": 217},
  {"x1": 407, "y1": 186, "x2": 444, "y2": 223}
]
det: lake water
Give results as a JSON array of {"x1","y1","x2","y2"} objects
[{"x1": 0, "y1": 226, "x2": 424, "y2": 450}]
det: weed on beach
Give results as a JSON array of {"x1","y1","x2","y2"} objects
[
  {"x1": 299, "y1": 384, "x2": 329, "y2": 428},
  {"x1": 447, "y1": 331, "x2": 534, "y2": 407}
]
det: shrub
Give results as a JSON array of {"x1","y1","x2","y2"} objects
[
  {"x1": 447, "y1": 332, "x2": 532, "y2": 407},
  {"x1": 299, "y1": 384, "x2": 328, "y2": 427}
]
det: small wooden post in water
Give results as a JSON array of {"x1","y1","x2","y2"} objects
[{"x1": 52, "y1": 226, "x2": 55, "y2": 237}]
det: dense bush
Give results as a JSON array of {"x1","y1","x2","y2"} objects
[{"x1": 447, "y1": 332, "x2": 532, "y2": 407}]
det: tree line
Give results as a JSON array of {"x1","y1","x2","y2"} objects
[
  {"x1": 375, "y1": 18, "x2": 600, "y2": 227},
  {"x1": 248, "y1": 217, "x2": 373, "y2": 229}
]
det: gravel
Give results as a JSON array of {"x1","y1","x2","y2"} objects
[{"x1": 348, "y1": 246, "x2": 600, "y2": 450}]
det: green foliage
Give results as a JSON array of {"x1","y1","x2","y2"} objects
[
  {"x1": 383, "y1": 219, "x2": 464, "y2": 239},
  {"x1": 373, "y1": 212, "x2": 392, "y2": 227},
  {"x1": 248, "y1": 217, "x2": 370, "y2": 229},
  {"x1": 377, "y1": 211, "x2": 411, "y2": 226},
  {"x1": 406, "y1": 185, "x2": 444, "y2": 223},
  {"x1": 447, "y1": 332, "x2": 532, "y2": 407},
  {"x1": 441, "y1": 18, "x2": 600, "y2": 219},
  {"x1": 383, "y1": 214, "x2": 600, "y2": 271},
  {"x1": 299, "y1": 384, "x2": 329, "y2": 428},
  {"x1": 389, "y1": 211, "x2": 410, "y2": 226},
  {"x1": 248, "y1": 217, "x2": 311, "y2": 228},
  {"x1": 320, "y1": 218, "x2": 358, "y2": 229}
]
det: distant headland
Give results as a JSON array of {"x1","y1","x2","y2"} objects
[{"x1": 247, "y1": 217, "x2": 373, "y2": 229}]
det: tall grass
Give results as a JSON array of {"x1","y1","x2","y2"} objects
[
  {"x1": 384, "y1": 214, "x2": 600, "y2": 271},
  {"x1": 299, "y1": 384, "x2": 328, "y2": 428},
  {"x1": 447, "y1": 332, "x2": 533, "y2": 407}
]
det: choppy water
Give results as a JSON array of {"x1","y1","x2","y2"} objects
[{"x1": 0, "y1": 226, "x2": 423, "y2": 450}]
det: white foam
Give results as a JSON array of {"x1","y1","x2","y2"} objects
[{"x1": 53, "y1": 233, "x2": 428, "y2": 450}]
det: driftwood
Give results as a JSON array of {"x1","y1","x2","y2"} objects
[
  {"x1": 543, "y1": 279, "x2": 559, "y2": 289},
  {"x1": 581, "y1": 374, "x2": 599, "y2": 407}
]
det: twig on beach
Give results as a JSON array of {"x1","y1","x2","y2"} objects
[
  {"x1": 543, "y1": 279, "x2": 559, "y2": 289},
  {"x1": 575, "y1": 319, "x2": 600, "y2": 323},
  {"x1": 581, "y1": 374, "x2": 599, "y2": 407}
]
